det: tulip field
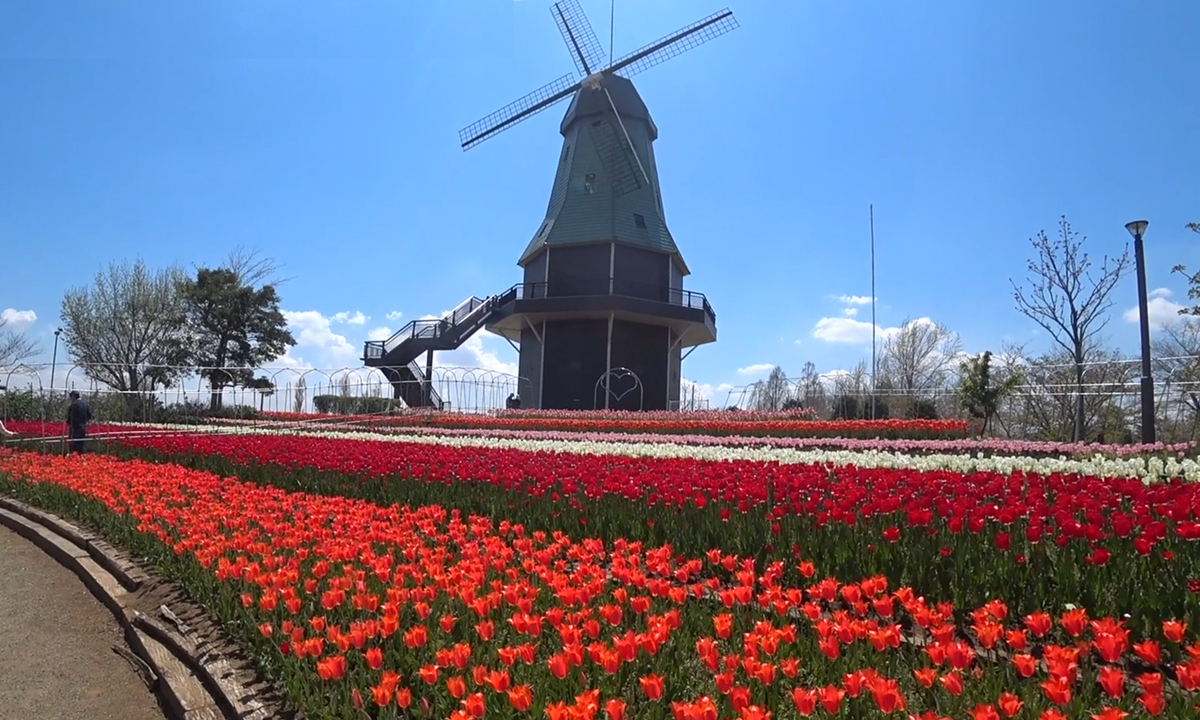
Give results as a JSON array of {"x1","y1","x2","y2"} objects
[{"x1": 2, "y1": 414, "x2": 1200, "y2": 719}]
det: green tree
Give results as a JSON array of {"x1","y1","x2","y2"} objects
[
  {"x1": 246, "y1": 376, "x2": 275, "y2": 412},
  {"x1": 957, "y1": 350, "x2": 1022, "y2": 437},
  {"x1": 179, "y1": 251, "x2": 295, "y2": 410}
]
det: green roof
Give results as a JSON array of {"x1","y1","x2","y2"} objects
[{"x1": 518, "y1": 74, "x2": 687, "y2": 274}]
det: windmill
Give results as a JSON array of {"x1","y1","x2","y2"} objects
[
  {"x1": 469, "y1": 0, "x2": 736, "y2": 412},
  {"x1": 364, "y1": 1, "x2": 736, "y2": 413}
]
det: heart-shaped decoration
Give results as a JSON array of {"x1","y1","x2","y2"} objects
[{"x1": 600, "y1": 367, "x2": 642, "y2": 407}]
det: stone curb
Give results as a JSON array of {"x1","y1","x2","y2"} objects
[{"x1": 0, "y1": 496, "x2": 292, "y2": 720}]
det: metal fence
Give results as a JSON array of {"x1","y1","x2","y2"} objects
[
  {"x1": 718, "y1": 354, "x2": 1200, "y2": 442},
  {"x1": 0, "y1": 362, "x2": 523, "y2": 424}
]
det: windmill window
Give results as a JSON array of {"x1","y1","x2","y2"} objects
[
  {"x1": 584, "y1": 173, "x2": 596, "y2": 193},
  {"x1": 561, "y1": 145, "x2": 571, "y2": 163},
  {"x1": 634, "y1": 213, "x2": 647, "y2": 229}
]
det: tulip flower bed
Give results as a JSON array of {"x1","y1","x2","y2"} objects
[
  {"x1": 7, "y1": 420, "x2": 1195, "y2": 483},
  {"x1": 16, "y1": 426, "x2": 1193, "y2": 636},
  {"x1": 261, "y1": 409, "x2": 969, "y2": 440},
  {"x1": 2, "y1": 449, "x2": 1198, "y2": 720},
  {"x1": 128, "y1": 417, "x2": 1200, "y2": 461},
  {"x1": 261, "y1": 408, "x2": 825, "y2": 422}
]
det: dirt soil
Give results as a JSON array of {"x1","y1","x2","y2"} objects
[{"x1": 0, "y1": 524, "x2": 166, "y2": 720}]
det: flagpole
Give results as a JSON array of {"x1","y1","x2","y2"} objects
[{"x1": 870, "y1": 204, "x2": 877, "y2": 420}]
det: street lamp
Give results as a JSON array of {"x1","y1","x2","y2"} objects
[
  {"x1": 50, "y1": 328, "x2": 62, "y2": 394},
  {"x1": 1125, "y1": 220, "x2": 1155, "y2": 444}
]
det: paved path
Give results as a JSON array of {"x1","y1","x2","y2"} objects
[{"x1": 0, "y1": 524, "x2": 165, "y2": 720}]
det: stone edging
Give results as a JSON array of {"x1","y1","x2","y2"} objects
[{"x1": 0, "y1": 496, "x2": 296, "y2": 720}]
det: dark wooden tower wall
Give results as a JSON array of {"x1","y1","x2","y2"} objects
[{"x1": 517, "y1": 323, "x2": 544, "y2": 408}]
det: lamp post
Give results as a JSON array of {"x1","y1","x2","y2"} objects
[
  {"x1": 1125, "y1": 220, "x2": 1155, "y2": 444},
  {"x1": 50, "y1": 328, "x2": 62, "y2": 393}
]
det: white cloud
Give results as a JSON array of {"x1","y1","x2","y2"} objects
[
  {"x1": 432, "y1": 333, "x2": 518, "y2": 376},
  {"x1": 283, "y1": 310, "x2": 358, "y2": 364},
  {"x1": 842, "y1": 307, "x2": 858, "y2": 317},
  {"x1": 812, "y1": 317, "x2": 881, "y2": 343},
  {"x1": 1, "y1": 308, "x2": 37, "y2": 330},
  {"x1": 331, "y1": 311, "x2": 368, "y2": 326},
  {"x1": 273, "y1": 350, "x2": 314, "y2": 370},
  {"x1": 366, "y1": 326, "x2": 393, "y2": 341},
  {"x1": 737, "y1": 363, "x2": 775, "y2": 376},
  {"x1": 836, "y1": 295, "x2": 875, "y2": 305},
  {"x1": 811, "y1": 316, "x2": 920, "y2": 344},
  {"x1": 385, "y1": 311, "x2": 404, "y2": 321},
  {"x1": 1123, "y1": 290, "x2": 1193, "y2": 329}
]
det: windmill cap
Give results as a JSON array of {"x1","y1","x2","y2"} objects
[{"x1": 560, "y1": 74, "x2": 657, "y2": 140}]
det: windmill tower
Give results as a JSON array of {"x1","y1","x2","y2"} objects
[{"x1": 464, "y1": 1, "x2": 737, "y2": 411}]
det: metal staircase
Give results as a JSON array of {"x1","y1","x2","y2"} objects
[{"x1": 363, "y1": 296, "x2": 499, "y2": 408}]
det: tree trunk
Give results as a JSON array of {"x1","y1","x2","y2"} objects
[
  {"x1": 124, "y1": 367, "x2": 143, "y2": 420},
  {"x1": 1073, "y1": 355, "x2": 1086, "y2": 442},
  {"x1": 208, "y1": 341, "x2": 229, "y2": 412}
]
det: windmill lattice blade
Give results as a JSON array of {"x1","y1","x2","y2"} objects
[
  {"x1": 551, "y1": 0, "x2": 607, "y2": 76},
  {"x1": 608, "y1": 8, "x2": 738, "y2": 80},
  {"x1": 588, "y1": 117, "x2": 642, "y2": 197},
  {"x1": 459, "y1": 74, "x2": 579, "y2": 151}
]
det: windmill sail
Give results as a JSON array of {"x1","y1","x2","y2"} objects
[
  {"x1": 551, "y1": 0, "x2": 607, "y2": 76},
  {"x1": 459, "y1": 3, "x2": 738, "y2": 154},
  {"x1": 609, "y1": 9, "x2": 738, "y2": 79},
  {"x1": 459, "y1": 74, "x2": 579, "y2": 150}
]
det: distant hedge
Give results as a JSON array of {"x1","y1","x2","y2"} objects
[
  {"x1": 312, "y1": 395, "x2": 398, "y2": 415},
  {"x1": 0, "y1": 389, "x2": 256, "y2": 425}
]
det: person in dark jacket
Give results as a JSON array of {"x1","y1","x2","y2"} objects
[{"x1": 66, "y1": 390, "x2": 92, "y2": 454}]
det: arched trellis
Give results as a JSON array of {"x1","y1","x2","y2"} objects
[
  {"x1": 427, "y1": 366, "x2": 521, "y2": 413},
  {"x1": 2, "y1": 362, "x2": 523, "y2": 419},
  {"x1": 1, "y1": 364, "x2": 51, "y2": 435}
]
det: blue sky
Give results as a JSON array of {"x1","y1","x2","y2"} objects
[{"x1": 1, "y1": 0, "x2": 1197, "y2": 405}]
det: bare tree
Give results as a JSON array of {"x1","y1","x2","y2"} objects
[
  {"x1": 1005, "y1": 346, "x2": 1135, "y2": 442},
  {"x1": 830, "y1": 360, "x2": 876, "y2": 419},
  {"x1": 60, "y1": 260, "x2": 191, "y2": 393},
  {"x1": 877, "y1": 317, "x2": 963, "y2": 406},
  {"x1": 1010, "y1": 216, "x2": 1131, "y2": 441},
  {"x1": 209, "y1": 246, "x2": 293, "y2": 289},
  {"x1": 797, "y1": 361, "x2": 826, "y2": 414},
  {"x1": 1153, "y1": 319, "x2": 1200, "y2": 441},
  {"x1": 749, "y1": 366, "x2": 791, "y2": 411},
  {"x1": 0, "y1": 314, "x2": 39, "y2": 369}
]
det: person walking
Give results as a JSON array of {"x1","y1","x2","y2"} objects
[{"x1": 66, "y1": 390, "x2": 92, "y2": 454}]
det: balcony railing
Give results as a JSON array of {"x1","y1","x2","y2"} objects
[{"x1": 495, "y1": 279, "x2": 716, "y2": 324}]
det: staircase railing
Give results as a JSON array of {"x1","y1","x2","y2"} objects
[{"x1": 406, "y1": 359, "x2": 443, "y2": 409}]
